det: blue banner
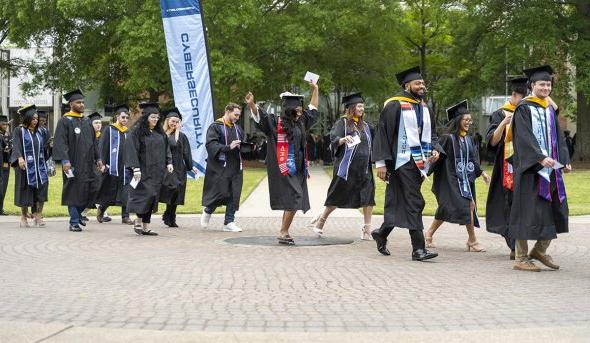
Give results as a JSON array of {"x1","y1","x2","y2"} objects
[{"x1": 161, "y1": 0, "x2": 214, "y2": 177}]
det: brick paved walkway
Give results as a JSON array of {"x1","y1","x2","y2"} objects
[{"x1": 1, "y1": 214, "x2": 588, "y2": 340}]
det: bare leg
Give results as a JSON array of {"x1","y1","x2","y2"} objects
[
  {"x1": 362, "y1": 206, "x2": 373, "y2": 226},
  {"x1": 34, "y1": 202, "x2": 45, "y2": 227},
  {"x1": 281, "y1": 210, "x2": 296, "y2": 237},
  {"x1": 425, "y1": 219, "x2": 443, "y2": 248},
  {"x1": 466, "y1": 201, "x2": 485, "y2": 252},
  {"x1": 20, "y1": 207, "x2": 30, "y2": 227},
  {"x1": 311, "y1": 206, "x2": 336, "y2": 234}
]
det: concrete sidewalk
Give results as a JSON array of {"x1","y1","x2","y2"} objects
[{"x1": 238, "y1": 165, "x2": 362, "y2": 218}]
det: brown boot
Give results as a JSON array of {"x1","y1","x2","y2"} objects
[
  {"x1": 513, "y1": 260, "x2": 541, "y2": 272},
  {"x1": 509, "y1": 251, "x2": 515, "y2": 260},
  {"x1": 529, "y1": 249, "x2": 560, "y2": 270}
]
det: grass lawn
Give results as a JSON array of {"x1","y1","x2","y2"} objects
[
  {"x1": 1, "y1": 168, "x2": 267, "y2": 217},
  {"x1": 324, "y1": 166, "x2": 590, "y2": 216}
]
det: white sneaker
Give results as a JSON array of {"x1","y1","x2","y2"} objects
[
  {"x1": 200, "y1": 211, "x2": 211, "y2": 229},
  {"x1": 223, "y1": 222, "x2": 242, "y2": 232}
]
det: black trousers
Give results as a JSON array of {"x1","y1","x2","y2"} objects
[
  {"x1": 163, "y1": 204, "x2": 177, "y2": 222},
  {"x1": 375, "y1": 225, "x2": 425, "y2": 251},
  {"x1": 137, "y1": 212, "x2": 152, "y2": 224},
  {"x1": 0, "y1": 166, "x2": 9, "y2": 211}
]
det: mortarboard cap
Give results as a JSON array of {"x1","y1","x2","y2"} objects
[
  {"x1": 342, "y1": 92, "x2": 364, "y2": 108},
  {"x1": 280, "y1": 93, "x2": 304, "y2": 108},
  {"x1": 523, "y1": 65, "x2": 553, "y2": 83},
  {"x1": 0, "y1": 115, "x2": 8, "y2": 123},
  {"x1": 63, "y1": 89, "x2": 84, "y2": 103},
  {"x1": 37, "y1": 110, "x2": 47, "y2": 118},
  {"x1": 509, "y1": 77, "x2": 529, "y2": 94},
  {"x1": 446, "y1": 100, "x2": 470, "y2": 121},
  {"x1": 114, "y1": 104, "x2": 130, "y2": 115},
  {"x1": 163, "y1": 107, "x2": 182, "y2": 120},
  {"x1": 396, "y1": 66, "x2": 423, "y2": 86},
  {"x1": 139, "y1": 102, "x2": 160, "y2": 115},
  {"x1": 17, "y1": 104, "x2": 37, "y2": 117},
  {"x1": 88, "y1": 112, "x2": 102, "y2": 121}
]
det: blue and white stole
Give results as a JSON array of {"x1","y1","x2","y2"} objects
[
  {"x1": 336, "y1": 118, "x2": 371, "y2": 180},
  {"x1": 22, "y1": 127, "x2": 48, "y2": 188},
  {"x1": 108, "y1": 126, "x2": 131, "y2": 185},
  {"x1": 528, "y1": 101, "x2": 566, "y2": 203},
  {"x1": 220, "y1": 121, "x2": 243, "y2": 170},
  {"x1": 451, "y1": 134, "x2": 476, "y2": 199},
  {"x1": 385, "y1": 98, "x2": 432, "y2": 176}
]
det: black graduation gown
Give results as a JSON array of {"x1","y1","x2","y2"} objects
[
  {"x1": 1, "y1": 130, "x2": 11, "y2": 208},
  {"x1": 96, "y1": 125, "x2": 130, "y2": 207},
  {"x1": 508, "y1": 101, "x2": 569, "y2": 240},
  {"x1": 10, "y1": 127, "x2": 49, "y2": 206},
  {"x1": 372, "y1": 91, "x2": 443, "y2": 230},
  {"x1": 52, "y1": 114, "x2": 97, "y2": 207},
  {"x1": 325, "y1": 118, "x2": 375, "y2": 208},
  {"x1": 202, "y1": 121, "x2": 244, "y2": 209},
  {"x1": 255, "y1": 108, "x2": 318, "y2": 212},
  {"x1": 430, "y1": 134, "x2": 481, "y2": 227},
  {"x1": 86, "y1": 131, "x2": 104, "y2": 209},
  {"x1": 124, "y1": 128, "x2": 172, "y2": 214},
  {"x1": 160, "y1": 132, "x2": 192, "y2": 206},
  {"x1": 485, "y1": 108, "x2": 513, "y2": 236}
]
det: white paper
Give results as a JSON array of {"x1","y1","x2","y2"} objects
[
  {"x1": 346, "y1": 135, "x2": 361, "y2": 148},
  {"x1": 65, "y1": 169, "x2": 74, "y2": 178},
  {"x1": 304, "y1": 71, "x2": 320, "y2": 84},
  {"x1": 130, "y1": 178, "x2": 139, "y2": 189},
  {"x1": 552, "y1": 161, "x2": 564, "y2": 170}
]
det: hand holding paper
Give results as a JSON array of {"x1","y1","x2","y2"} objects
[{"x1": 304, "y1": 71, "x2": 320, "y2": 85}]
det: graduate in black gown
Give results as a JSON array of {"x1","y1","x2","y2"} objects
[
  {"x1": 53, "y1": 90, "x2": 100, "y2": 232},
  {"x1": 371, "y1": 66, "x2": 442, "y2": 261},
  {"x1": 424, "y1": 100, "x2": 490, "y2": 252},
  {"x1": 81, "y1": 111, "x2": 105, "y2": 221},
  {"x1": 201, "y1": 103, "x2": 246, "y2": 232},
  {"x1": 124, "y1": 103, "x2": 173, "y2": 236},
  {"x1": 10, "y1": 105, "x2": 50, "y2": 227},
  {"x1": 96, "y1": 105, "x2": 133, "y2": 224},
  {"x1": 509, "y1": 65, "x2": 570, "y2": 272},
  {"x1": 0, "y1": 115, "x2": 11, "y2": 216},
  {"x1": 310, "y1": 92, "x2": 376, "y2": 240},
  {"x1": 246, "y1": 81, "x2": 320, "y2": 244},
  {"x1": 485, "y1": 77, "x2": 528, "y2": 259},
  {"x1": 159, "y1": 108, "x2": 196, "y2": 228}
]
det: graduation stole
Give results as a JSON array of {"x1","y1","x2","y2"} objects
[
  {"x1": 64, "y1": 111, "x2": 83, "y2": 118},
  {"x1": 21, "y1": 127, "x2": 48, "y2": 188},
  {"x1": 217, "y1": 118, "x2": 243, "y2": 170},
  {"x1": 108, "y1": 125, "x2": 131, "y2": 185},
  {"x1": 385, "y1": 97, "x2": 432, "y2": 176},
  {"x1": 336, "y1": 118, "x2": 371, "y2": 181},
  {"x1": 276, "y1": 117, "x2": 298, "y2": 176},
  {"x1": 450, "y1": 134, "x2": 476, "y2": 199},
  {"x1": 501, "y1": 102, "x2": 516, "y2": 191},
  {"x1": 527, "y1": 98, "x2": 566, "y2": 203}
]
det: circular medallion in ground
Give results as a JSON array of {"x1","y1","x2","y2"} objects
[{"x1": 224, "y1": 235, "x2": 354, "y2": 247}]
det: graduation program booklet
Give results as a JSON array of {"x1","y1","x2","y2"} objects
[
  {"x1": 346, "y1": 135, "x2": 361, "y2": 148},
  {"x1": 65, "y1": 169, "x2": 75, "y2": 178},
  {"x1": 129, "y1": 178, "x2": 139, "y2": 189},
  {"x1": 304, "y1": 71, "x2": 320, "y2": 84}
]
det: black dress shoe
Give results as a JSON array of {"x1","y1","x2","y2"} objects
[
  {"x1": 69, "y1": 225, "x2": 82, "y2": 232},
  {"x1": 78, "y1": 220, "x2": 87, "y2": 227},
  {"x1": 412, "y1": 249, "x2": 438, "y2": 261},
  {"x1": 371, "y1": 231, "x2": 390, "y2": 256},
  {"x1": 170, "y1": 221, "x2": 179, "y2": 228},
  {"x1": 163, "y1": 219, "x2": 172, "y2": 227},
  {"x1": 102, "y1": 216, "x2": 112, "y2": 222},
  {"x1": 81, "y1": 215, "x2": 89, "y2": 222},
  {"x1": 141, "y1": 230, "x2": 159, "y2": 236}
]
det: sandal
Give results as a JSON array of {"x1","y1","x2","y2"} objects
[
  {"x1": 361, "y1": 224, "x2": 373, "y2": 241},
  {"x1": 309, "y1": 215, "x2": 326, "y2": 237},
  {"x1": 425, "y1": 232, "x2": 436, "y2": 248},
  {"x1": 277, "y1": 235, "x2": 295, "y2": 245},
  {"x1": 466, "y1": 241, "x2": 486, "y2": 252}
]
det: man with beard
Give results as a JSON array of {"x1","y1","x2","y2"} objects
[
  {"x1": 53, "y1": 90, "x2": 100, "y2": 231},
  {"x1": 371, "y1": 66, "x2": 442, "y2": 261}
]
